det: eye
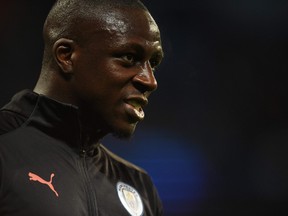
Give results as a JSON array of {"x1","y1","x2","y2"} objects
[
  {"x1": 122, "y1": 54, "x2": 137, "y2": 66},
  {"x1": 149, "y1": 56, "x2": 162, "y2": 71}
]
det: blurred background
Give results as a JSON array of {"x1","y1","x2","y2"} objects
[{"x1": 1, "y1": 0, "x2": 288, "y2": 215}]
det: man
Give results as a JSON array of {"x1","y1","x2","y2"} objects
[{"x1": 0, "y1": 0, "x2": 164, "y2": 215}]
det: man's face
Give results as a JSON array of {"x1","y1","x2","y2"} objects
[{"x1": 70, "y1": 8, "x2": 163, "y2": 138}]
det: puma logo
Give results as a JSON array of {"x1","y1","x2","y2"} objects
[{"x1": 28, "y1": 172, "x2": 59, "y2": 197}]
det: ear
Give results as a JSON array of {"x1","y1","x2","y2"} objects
[{"x1": 53, "y1": 38, "x2": 75, "y2": 74}]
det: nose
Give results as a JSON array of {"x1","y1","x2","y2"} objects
[{"x1": 133, "y1": 61, "x2": 158, "y2": 93}]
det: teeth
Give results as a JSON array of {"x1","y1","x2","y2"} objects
[
  {"x1": 129, "y1": 101, "x2": 141, "y2": 110},
  {"x1": 128, "y1": 100, "x2": 144, "y2": 118},
  {"x1": 134, "y1": 108, "x2": 145, "y2": 118}
]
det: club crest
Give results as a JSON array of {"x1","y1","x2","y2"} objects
[{"x1": 117, "y1": 181, "x2": 143, "y2": 216}]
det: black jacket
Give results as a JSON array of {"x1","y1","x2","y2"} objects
[{"x1": 0, "y1": 90, "x2": 162, "y2": 216}]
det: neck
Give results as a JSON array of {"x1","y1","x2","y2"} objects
[
  {"x1": 34, "y1": 69, "x2": 109, "y2": 145},
  {"x1": 34, "y1": 68, "x2": 76, "y2": 104},
  {"x1": 80, "y1": 125, "x2": 108, "y2": 145}
]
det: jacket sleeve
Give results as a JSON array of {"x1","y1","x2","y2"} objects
[{"x1": 0, "y1": 110, "x2": 27, "y2": 135}]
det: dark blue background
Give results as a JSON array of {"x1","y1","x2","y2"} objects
[{"x1": 1, "y1": 0, "x2": 288, "y2": 215}]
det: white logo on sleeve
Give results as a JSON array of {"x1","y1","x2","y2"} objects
[{"x1": 117, "y1": 181, "x2": 144, "y2": 216}]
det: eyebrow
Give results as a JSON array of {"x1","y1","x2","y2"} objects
[{"x1": 116, "y1": 42, "x2": 164, "y2": 58}]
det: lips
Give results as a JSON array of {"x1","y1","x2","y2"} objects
[{"x1": 124, "y1": 97, "x2": 148, "y2": 122}]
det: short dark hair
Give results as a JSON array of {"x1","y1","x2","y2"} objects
[{"x1": 44, "y1": 0, "x2": 147, "y2": 45}]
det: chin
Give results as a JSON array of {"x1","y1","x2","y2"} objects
[{"x1": 111, "y1": 123, "x2": 137, "y2": 140}]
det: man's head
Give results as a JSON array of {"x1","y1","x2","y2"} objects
[{"x1": 35, "y1": 0, "x2": 164, "y2": 139}]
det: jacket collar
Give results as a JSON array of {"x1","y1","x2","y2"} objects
[{"x1": 5, "y1": 89, "x2": 99, "y2": 155}]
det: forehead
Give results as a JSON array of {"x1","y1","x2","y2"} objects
[
  {"x1": 81, "y1": 8, "x2": 162, "y2": 48},
  {"x1": 100, "y1": 8, "x2": 159, "y2": 36}
]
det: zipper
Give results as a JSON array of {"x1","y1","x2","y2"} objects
[
  {"x1": 79, "y1": 149, "x2": 98, "y2": 216},
  {"x1": 77, "y1": 114, "x2": 98, "y2": 216}
]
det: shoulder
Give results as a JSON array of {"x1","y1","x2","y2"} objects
[
  {"x1": 0, "y1": 110, "x2": 27, "y2": 135},
  {"x1": 99, "y1": 144, "x2": 147, "y2": 175},
  {"x1": 0, "y1": 90, "x2": 37, "y2": 136}
]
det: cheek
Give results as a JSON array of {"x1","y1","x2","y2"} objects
[
  {"x1": 72, "y1": 59, "x2": 104, "y2": 89},
  {"x1": 72, "y1": 57, "x2": 134, "y2": 102}
]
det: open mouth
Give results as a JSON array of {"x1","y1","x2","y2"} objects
[
  {"x1": 124, "y1": 97, "x2": 147, "y2": 121},
  {"x1": 127, "y1": 100, "x2": 145, "y2": 119}
]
